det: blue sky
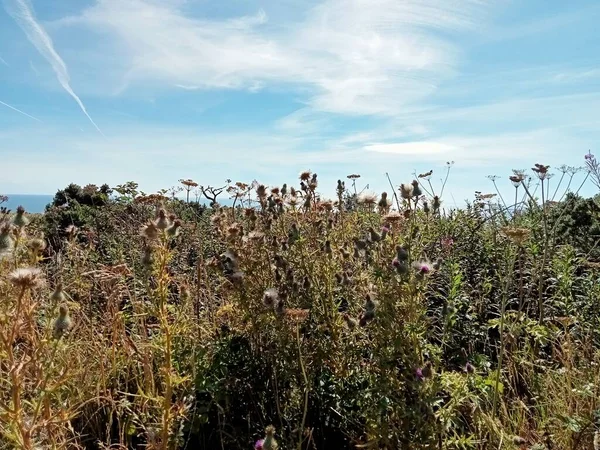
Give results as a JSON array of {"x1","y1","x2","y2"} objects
[{"x1": 0, "y1": 0, "x2": 599, "y2": 204}]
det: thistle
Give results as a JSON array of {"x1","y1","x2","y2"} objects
[
  {"x1": 381, "y1": 226, "x2": 389, "y2": 240},
  {"x1": 412, "y1": 261, "x2": 433, "y2": 277},
  {"x1": 154, "y1": 209, "x2": 170, "y2": 230},
  {"x1": 511, "y1": 436, "x2": 527, "y2": 446},
  {"x1": 411, "y1": 180, "x2": 422, "y2": 197},
  {"x1": 50, "y1": 282, "x2": 66, "y2": 304},
  {"x1": 8, "y1": 267, "x2": 45, "y2": 290},
  {"x1": 141, "y1": 245, "x2": 154, "y2": 268},
  {"x1": 358, "y1": 192, "x2": 378, "y2": 208},
  {"x1": 302, "y1": 276, "x2": 311, "y2": 291},
  {"x1": 27, "y1": 238, "x2": 46, "y2": 256},
  {"x1": 166, "y1": 219, "x2": 182, "y2": 237},
  {"x1": 359, "y1": 308, "x2": 375, "y2": 326},
  {"x1": 299, "y1": 170, "x2": 312, "y2": 182},
  {"x1": 432, "y1": 196, "x2": 441, "y2": 212},
  {"x1": 53, "y1": 304, "x2": 72, "y2": 339},
  {"x1": 343, "y1": 313, "x2": 358, "y2": 329},
  {"x1": 263, "y1": 288, "x2": 279, "y2": 308},
  {"x1": 13, "y1": 205, "x2": 29, "y2": 228},
  {"x1": 0, "y1": 222, "x2": 14, "y2": 256},
  {"x1": 421, "y1": 361, "x2": 433, "y2": 378},
  {"x1": 287, "y1": 223, "x2": 300, "y2": 244},
  {"x1": 368, "y1": 227, "x2": 381, "y2": 242},
  {"x1": 399, "y1": 183, "x2": 414, "y2": 199},
  {"x1": 262, "y1": 425, "x2": 278, "y2": 450},
  {"x1": 395, "y1": 245, "x2": 409, "y2": 262},
  {"x1": 378, "y1": 192, "x2": 391, "y2": 213}
]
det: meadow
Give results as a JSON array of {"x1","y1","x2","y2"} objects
[{"x1": 2, "y1": 157, "x2": 600, "y2": 449}]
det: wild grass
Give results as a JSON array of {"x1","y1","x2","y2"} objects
[{"x1": 2, "y1": 159, "x2": 600, "y2": 449}]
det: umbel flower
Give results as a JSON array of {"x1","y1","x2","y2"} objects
[
  {"x1": 8, "y1": 267, "x2": 45, "y2": 290},
  {"x1": 501, "y1": 226, "x2": 531, "y2": 245}
]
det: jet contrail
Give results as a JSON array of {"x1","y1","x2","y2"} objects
[
  {"x1": 0, "y1": 99, "x2": 42, "y2": 122},
  {"x1": 4, "y1": 0, "x2": 104, "y2": 136},
  {"x1": 0, "y1": 55, "x2": 8, "y2": 66}
]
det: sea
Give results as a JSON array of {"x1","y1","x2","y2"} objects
[{"x1": 3, "y1": 195, "x2": 54, "y2": 214}]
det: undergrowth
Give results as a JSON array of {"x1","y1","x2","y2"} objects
[{"x1": 2, "y1": 159, "x2": 600, "y2": 449}]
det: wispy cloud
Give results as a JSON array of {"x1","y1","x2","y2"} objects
[
  {"x1": 29, "y1": 59, "x2": 39, "y2": 76},
  {"x1": 56, "y1": 0, "x2": 489, "y2": 116},
  {"x1": 3, "y1": 0, "x2": 104, "y2": 135},
  {"x1": 0, "y1": 99, "x2": 42, "y2": 122},
  {"x1": 0, "y1": 55, "x2": 8, "y2": 66}
]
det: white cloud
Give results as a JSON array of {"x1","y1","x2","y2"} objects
[
  {"x1": 0, "y1": 55, "x2": 8, "y2": 66},
  {"x1": 54, "y1": 0, "x2": 489, "y2": 115}
]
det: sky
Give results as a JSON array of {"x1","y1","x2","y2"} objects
[{"x1": 0, "y1": 0, "x2": 599, "y2": 205}]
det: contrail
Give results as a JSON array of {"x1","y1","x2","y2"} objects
[
  {"x1": 0, "y1": 99, "x2": 42, "y2": 122},
  {"x1": 4, "y1": 0, "x2": 104, "y2": 136},
  {"x1": 0, "y1": 55, "x2": 8, "y2": 66}
]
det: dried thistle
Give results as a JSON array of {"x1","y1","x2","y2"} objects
[
  {"x1": 299, "y1": 170, "x2": 312, "y2": 182},
  {"x1": 263, "y1": 288, "x2": 279, "y2": 308},
  {"x1": 141, "y1": 221, "x2": 159, "y2": 240},
  {"x1": 166, "y1": 219, "x2": 182, "y2": 237},
  {"x1": 399, "y1": 183, "x2": 414, "y2": 199},
  {"x1": 8, "y1": 267, "x2": 45, "y2": 290},
  {"x1": 155, "y1": 209, "x2": 171, "y2": 230}
]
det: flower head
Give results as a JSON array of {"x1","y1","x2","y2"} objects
[
  {"x1": 141, "y1": 221, "x2": 159, "y2": 240},
  {"x1": 465, "y1": 362, "x2": 475, "y2": 374},
  {"x1": 415, "y1": 367, "x2": 424, "y2": 381},
  {"x1": 263, "y1": 288, "x2": 279, "y2": 308},
  {"x1": 441, "y1": 237, "x2": 454, "y2": 250},
  {"x1": 399, "y1": 183, "x2": 414, "y2": 199},
  {"x1": 255, "y1": 439, "x2": 264, "y2": 449},
  {"x1": 166, "y1": 219, "x2": 182, "y2": 237},
  {"x1": 411, "y1": 180, "x2": 422, "y2": 197},
  {"x1": 53, "y1": 304, "x2": 72, "y2": 339},
  {"x1": 50, "y1": 282, "x2": 66, "y2": 304},
  {"x1": 412, "y1": 261, "x2": 433, "y2": 276},
  {"x1": 8, "y1": 267, "x2": 45, "y2": 290},
  {"x1": 358, "y1": 192, "x2": 378, "y2": 207},
  {"x1": 501, "y1": 226, "x2": 531, "y2": 245},
  {"x1": 299, "y1": 170, "x2": 312, "y2": 181},
  {"x1": 154, "y1": 209, "x2": 171, "y2": 230},
  {"x1": 0, "y1": 222, "x2": 14, "y2": 256},
  {"x1": 13, "y1": 206, "x2": 29, "y2": 228}
]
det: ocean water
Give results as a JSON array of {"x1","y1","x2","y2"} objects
[{"x1": 2, "y1": 195, "x2": 54, "y2": 214}]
